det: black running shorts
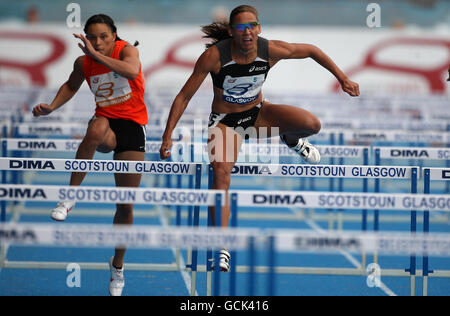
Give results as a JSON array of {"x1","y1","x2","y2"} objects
[{"x1": 106, "y1": 118, "x2": 146, "y2": 153}]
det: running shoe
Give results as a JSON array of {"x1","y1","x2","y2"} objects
[
  {"x1": 211, "y1": 249, "x2": 231, "y2": 272},
  {"x1": 281, "y1": 135, "x2": 321, "y2": 164},
  {"x1": 109, "y1": 257, "x2": 125, "y2": 296},
  {"x1": 51, "y1": 200, "x2": 75, "y2": 221}
]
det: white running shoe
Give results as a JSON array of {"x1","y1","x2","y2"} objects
[
  {"x1": 109, "y1": 257, "x2": 125, "y2": 296},
  {"x1": 211, "y1": 249, "x2": 231, "y2": 272},
  {"x1": 281, "y1": 136, "x2": 321, "y2": 164},
  {"x1": 51, "y1": 200, "x2": 75, "y2": 221}
]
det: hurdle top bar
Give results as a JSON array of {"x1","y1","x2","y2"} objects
[
  {"x1": 225, "y1": 163, "x2": 418, "y2": 179},
  {"x1": 0, "y1": 157, "x2": 419, "y2": 179},
  {"x1": 0, "y1": 184, "x2": 225, "y2": 206},
  {"x1": 374, "y1": 146, "x2": 450, "y2": 160},
  {"x1": 424, "y1": 168, "x2": 450, "y2": 181},
  {"x1": 1, "y1": 138, "x2": 370, "y2": 159},
  {"x1": 229, "y1": 190, "x2": 450, "y2": 212},
  {"x1": 0, "y1": 157, "x2": 201, "y2": 176},
  {"x1": 1, "y1": 222, "x2": 450, "y2": 257}
]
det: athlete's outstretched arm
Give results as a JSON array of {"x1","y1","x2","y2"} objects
[
  {"x1": 73, "y1": 33, "x2": 140, "y2": 80},
  {"x1": 160, "y1": 48, "x2": 219, "y2": 160},
  {"x1": 32, "y1": 56, "x2": 84, "y2": 117},
  {"x1": 269, "y1": 40, "x2": 360, "y2": 96}
]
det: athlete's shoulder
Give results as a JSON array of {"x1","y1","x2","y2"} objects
[
  {"x1": 196, "y1": 45, "x2": 220, "y2": 73},
  {"x1": 268, "y1": 39, "x2": 291, "y2": 51},
  {"x1": 74, "y1": 55, "x2": 85, "y2": 72},
  {"x1": 75, "y1": 55, "x2": 85, "y2": 64}
]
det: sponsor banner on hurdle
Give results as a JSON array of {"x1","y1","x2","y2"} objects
[
  {"x1": 238, "y1": 144, "x2": 368, "y2": 159},
  {"x1": 426, "y1": 168, "x2": 450, "y2": 181},
  {"x1": 231, "y1": 190, "x2": 450, "y2": 211},
  {"x1": 1, "y1": 223, "x2": 450, "y2": 256},
  {"x1": 341, "y1": 130, "x2": 450, "y2": 143},
  {"x1": 0, "y1": 158, "x2": 198, "y2": 175},
  {"x1": 322, "y1": 119, "x2": 449, "y2": 132},
  {"x1": 273, "y1": 230, "x2": 450, "y2": 257},
  {"x1": 0, "y1": 223, "x2": 253, "y2": 250},
  {"x1": 12, "y1": 123, "x2": 201, "y2": 139},
  {"x1": 374, "y1": 146, "x2": 450, "y2": 160},
  {"x1": 14, "y1": 123, "x2": 87, "y2": 136},
  {"x1": 2, "y1": 138, "x2": 82, "y2": 152},
  {"x1": 1, "y1": 138, "x2": 189, "y2": 155},
  {"x1": 229, "y1": 163, "x2": 415, "y2": 179},
  {"x1": 0, "y1": 184, "x2": 224, "y2": 206}
]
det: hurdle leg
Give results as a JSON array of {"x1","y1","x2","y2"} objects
[
  {"x1": 410, "y1": 275, "x2": 416, "y2": 297},
  {"x1": 422, "y1": 276, "x2": 428, "y2": 297},
  {"x1": 0, "y1": 242, "x2": 6, "y2": 268},
  {"x1": 206, "y1": 165, "x2": 213, "y2": 296},
  {"x1": 206, "y1": 271, "x2": 212, "y2": 296},
  {"x1": 190, "y1": 271, "x2": 197, "y2": 296}
]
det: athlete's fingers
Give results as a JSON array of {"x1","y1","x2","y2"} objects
[
  {"x1": 32, "y1": 104, "x2": 51, "y2": 117},
  {"x1": 160, "y1": 148, "x2": 171, "y2": 160},
  {"x1": 159, "y1": 142, "x2": 172, "y2": 160},
  {"x1": 78, "y1": 43, "x2": 87, "y2": 54}
]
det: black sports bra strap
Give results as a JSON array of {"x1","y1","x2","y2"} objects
[
  {"x1": 257, "y1": 37, "x2": 269, "y2": 61},
  {"x1": 215, "y1": 39, "x2": 232, "y2": 67}
]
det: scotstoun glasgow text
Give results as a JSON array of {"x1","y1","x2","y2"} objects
[
  {"x1": 280, "y1": 166, "x2": 408, "y2": 178},
  {"x1": 252, "y1": 193, "x2": 450, "y2": 210},
  {"x1": 0, "y1": 187, "x2": 211, "y2": 205}
]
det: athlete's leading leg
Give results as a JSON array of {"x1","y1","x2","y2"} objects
[
  {"x1": 70, "y1": 116, "x2": 117, "y2": 186},
  {"x1": 51, "y1": 116, "x2": 117, "y2": 221},
  {"x1": 255, "y1": 100, "x2": 321, "y2": 163}
]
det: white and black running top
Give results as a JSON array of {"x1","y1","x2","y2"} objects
[{"x1": 211, "y1": 37, "x2": 270, "y2": 105}]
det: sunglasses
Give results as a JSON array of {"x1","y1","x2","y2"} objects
[{"x1": 231, "y1": 21, "x2": 260, "y2": 31}]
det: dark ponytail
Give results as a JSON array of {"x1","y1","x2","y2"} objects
[
  {"x1": 201, "y1": 5, "x2": 259, "y2": 49},
  {"x1": 201, "y1": 22, "x2": 231, "y2": 48},
  {"x1": 84, "y1": 14, "x2": 139, "y2": 46}
]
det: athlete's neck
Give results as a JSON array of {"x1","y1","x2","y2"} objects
[{"x1": 231, "y1": 41, "x2": 257, "y2": 62}]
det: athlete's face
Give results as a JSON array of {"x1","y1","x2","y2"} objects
[
  {"x1": 229, "y1": 12, "x2": 260, "y2": 53},
  {"x1": 85, "y1": 23, "x2": 116, "y2": 56}
]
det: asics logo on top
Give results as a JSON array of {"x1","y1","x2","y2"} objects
[{"x1": 249, "y1": 65, "x2": 267, "y2": 72}]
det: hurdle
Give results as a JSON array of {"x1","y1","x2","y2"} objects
[
  {"x1": 0, "y1": 183, "x2": 225, "y2": 296},
  {"x1": 422, "y1": 167, "x2": 450, "y2": 296},
  {"x1": 1, "y1": 212, "x2": 450, "y2": 296},
  {"x1": 0, "y1": 157, "x2": 209, "y2": 295},
  {"x1": 338, "y1": 129, "x2": 450, "y2": 146},
  {"x1": 373, "y1": 146, "x2": 450, "y2": 295},
  {"x1": 227, "y1": 189, "x2": 450, "y2": 296},
  {"x1": 205, "y1": 162, "x2": 421, "y2": 294}
]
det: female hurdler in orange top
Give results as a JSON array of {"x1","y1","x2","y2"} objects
[{"x1": 32, "y1": 14, "x2": 147, "y2": 296}]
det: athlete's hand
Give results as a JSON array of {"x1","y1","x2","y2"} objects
[
  {"x1": 160, "y1": 137, "x2": 173, "y2": 160},
  {"x1": 73, "y1": 33, "x2": 97, "y2": 58},
  {"x1": 32, "y1": 103, "x2": 53, "y2": 117},
  {"x1": 340, "y1": 78, "x2": 360, "y2": 97}
]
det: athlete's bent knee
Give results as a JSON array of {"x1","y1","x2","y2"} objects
[{"x1": 310, "y1": 117, "x2": 321, "y2": 135}]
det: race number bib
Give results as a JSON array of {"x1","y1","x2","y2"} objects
[
  {"x1": 222, "y1": 74, "x2": 265, "y2": 105},
  {"x1": 90, "y1": 72, "x2": 132, "y2": 107}
]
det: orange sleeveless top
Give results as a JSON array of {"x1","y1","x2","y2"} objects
[{"x1": 82, "y1": 40, "x2": 148, "y2": 125}]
